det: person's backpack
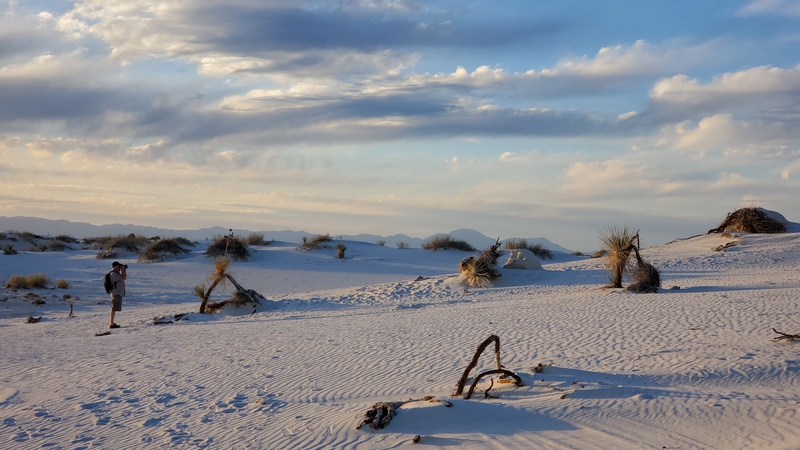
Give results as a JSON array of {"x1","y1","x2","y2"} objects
[{"x1": 104, "y1": 272, "x2": 116, "y2": 294}]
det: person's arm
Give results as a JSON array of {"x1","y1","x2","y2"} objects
[{"x1": 120, "y1": 266, "x2": 127, "y2": 282}]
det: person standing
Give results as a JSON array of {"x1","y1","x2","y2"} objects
[{"x1": 109, "y1": 261, "x2": 127, "y2": 329}]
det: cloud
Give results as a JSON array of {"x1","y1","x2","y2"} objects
[{"x1": 737, "y1": 0, "x2": 800, "y2": 16}]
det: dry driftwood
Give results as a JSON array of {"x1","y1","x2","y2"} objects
[
  {"x1": 464, "y1": 370, "x2": 522, "y2": 400},
  {"x1": 356, "y1": 396, "x2": 451, "y2": 430},
  {"x1": 772, "y1": 328, "x2": 800, "y2": 342},
  {"x1": 453, "y1": 335, "x2": 503, "y2": 397}
]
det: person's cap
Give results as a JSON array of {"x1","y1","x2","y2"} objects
[{"x1": 111, "y1": 261, "x2": 121, "y2": 267}]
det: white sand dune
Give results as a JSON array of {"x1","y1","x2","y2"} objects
[{"x1": 2, "y1": 231, "x2": 800, "y2": 449}]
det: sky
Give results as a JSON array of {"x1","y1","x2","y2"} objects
[{"x1": 2, "y1": 0, "x2": 800, "y2": 250}]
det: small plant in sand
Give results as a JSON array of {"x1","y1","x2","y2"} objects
[
  {"x1": 504, "y1": 238, "x2": 554, "y2": 260},
  {"x1": 193, "y1": 257, "x2": 266, "y2": 313},
  {"x1": 626, "y1": 246, "x2": 661, "y2": 293},
  {"x1": 27, "y1": 273, "x2": 50, "y2": 288},
  {"x1": 396, "y1": 241, "x2": 409, "y2": 249},
  {"x1": 458, "y1": 239, "x2": 503, "y2": 287},
  {"x1": 336, "y1": 242, "x2": 346, "y2": 259},
  {"x1": 244, "y1": 232, "x2": 265, "y2": 246},
  {"x1": 6, "y1": 275, "x2": 29, "y2": 289},
  {"x1": 3, "y1": 244, "x2": 17, "y2": 255},
  {"x1": 205, "y1": 232, "x2": 251, "y2": 261},
  {"x1": 298, "y1": 233, "x2": 332, "y2": 251},
  {"x1": 53, "y1": 234, "x2": 80, "y2": 244},
  {"x1": 91, "y1": 234, "x2": 151, "y2": 258},
  {"x1": 56, "y1": 279, "x2": 70, "y2": 289},
  {"x1": 708, "y1": 206, "x2": 786, "y2": 234},
  {"x1": 422, "y1": 234, "x2": 476, "y2": 252},
  {"x1": 375, "y1": 239, "x2": 385, "y2": 246},
  {"x1": 599, "y1": 226, "x2": 639, "y2": 288},
  {"x1": 139, "y1": 238, "x2": 191, "y2": 262},
  {"x1": 45, "y1": 240, "x2": 70, "y2": 251}
]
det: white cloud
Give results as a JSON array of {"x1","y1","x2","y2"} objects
[
  {"x1": 651, "y1": 64, "x2": 800, "y2": 102},
  {"x1": 738, "y1": 0, "x2": 800, "y2": 16}
]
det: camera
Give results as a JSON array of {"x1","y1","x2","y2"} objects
[{"x1": 123, "y1": 264, "x2": 128, "y2": 268}]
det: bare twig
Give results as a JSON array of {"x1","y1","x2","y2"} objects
[
  {"x1": 772, "y1": 328, "x2": 800, "y2": 342},
  {"x1": 453, "y1": 335, "x2": 502, "y2": 397},
  {"x1": 464, "y1": 369, "x2": 522, "y2": 400}
]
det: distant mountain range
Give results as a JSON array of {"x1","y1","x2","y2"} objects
[{"x1": 0, "y1": 216, "x2": 573, "y2": 254}]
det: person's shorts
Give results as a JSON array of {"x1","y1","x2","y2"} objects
[{"x1": 111, "y1": 295, "x2": 123, "y2": 312}]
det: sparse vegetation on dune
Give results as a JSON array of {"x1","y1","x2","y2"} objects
[
  {"x1": 87, "y1": 233, "x2": 152, "y2": 258},
  {"x1": 709, "y1": 206, "x2": 786, "y2": 234},
  {"x1": 139, "y1": 238, "x2": 192, "y2": 262},
  {"x1": 205, "y1": 234, "x2": 251, "y2": 261},
  {"x1": 54, "y1": 234, "x2": 80, "y2": 244},
  {"x1": 298, "y1": 234, "x2": 332, "y2": 251},
  {"x1": 422, "y1": 234, "x2": 476, "y2": 252},
  {"x1": 56, "y1": 279, "x2": 70, "y2": 289},
  {"x1": 194, "y1": 257, "x2": 266, "y2": 313},
  {"x1": 244, "y1": 233, "x2": 266, "y2": 246},
  {"x1": 336, "y1": 242, "x2": 346, "y2": 259},
  {"x1": 396, "y1": 242, "x2": 409, "y2": 249},
  {"x1": 504, "y1": 238, "x2": 554, "y2": 260}
]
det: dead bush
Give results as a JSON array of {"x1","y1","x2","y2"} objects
[{"x1": 422, "y1": 234, "x2": 476, "y2": 252}]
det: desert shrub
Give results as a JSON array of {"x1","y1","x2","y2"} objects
[
  {"x1": 45, "y1": 240, "x2": 70, "y2": 251},
  {"x1": 375, "y1": 240, "x2": 386, "y2": 246},
  {"x1": 171, "y1": 237, "x2": 196, "y2": 247},
  {"x1": 206, "y1": 234, "x2": 251, "y2": 261},
  {"x1": 27, "y1": 273, "x2": 50, "y2": 288},
  {"x1": 708, "y1": 207, "x2": 786, "y2": 234},
  {"x1": 244, "y1": 233, "x2": 265, "y2": 246},
  {"x1": 504, "y1": 238, "x2": 554, "y2": 260},
  {"x1": 54, "y1": 234, "x2": 79, "y2": 244},
  {"x1": 571, "y1": 251, "x2": 584, "y2": 256},
  {"x1": 56, "y1": 279, "x2": 70, "y2": 289},
  {"x1": 0, "y1": 232, "x2": 5, "y2": 240},
  {"x1": 422, "y1": 234, "x2": 476, "y2": 252},
  {"x1": 336, "y1": 242, "x2": 346, "y2": 259},
  {"x1": 599, "y1": 226, "x2": 639, "y2": 288},
  {"x1": 459, "y1": 240, "x2": 503, "y2": 287},
  {"x1": 627, "y1": 260, "x2": 661, "y2": 293},
  {"x1": 6, "y1": 275, "x2": 29, "y2": 289},
  {"x1": 96, "y1": 251, "x2": 119, "y2": 260},
  {"x1": 298, "y1": 233, "x2": 332, "y2": 251},
  {"x1": 139, "y1": 238, "x2": 191, "y2": 262},
  {"x1": 21, "y1": 231, "x2": 44, "y2": 241},
  {"x1": 396, "y1": 241, "x2": 409, "y2": 249},
  {"x1": 87, "y1": 234, "x2": 149, "y2": 254},
  {"x1": 2, "y1": 244, "x2": 17, "y2": 255}
]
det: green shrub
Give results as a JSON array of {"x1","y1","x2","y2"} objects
[
  {"x1": 56, "y1": 279, "x2": 70, "y2": 289},
  {"x1": 298, "y1": 234, "x2": 332, "y2": 251},
  {"x1": 422, "y1": 234, "x2": 476, "y2": 252},
  {"x1": 5, "y1": 275, "x2": 29, "y2": 289}
]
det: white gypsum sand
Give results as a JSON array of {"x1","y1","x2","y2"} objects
[{"x1": 1, "y1": 231, "x2": 800, "y2": 449}]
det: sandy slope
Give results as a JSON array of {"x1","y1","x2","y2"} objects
[{"x1": 1, "y1": 233, "x2": 800, "y2": 449}]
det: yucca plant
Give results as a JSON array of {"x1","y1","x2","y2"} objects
[
  {"x1": 459, "y1": 239, "x2": 503, "y2": 287},
  {"x1": 599, "y1": 226, "x2": 639, "y2": 288}
]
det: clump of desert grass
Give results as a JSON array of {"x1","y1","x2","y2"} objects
[
  {"x1": 139, "y1": 238, "x2": 192, "y2": 262},
  {"x1": 298, "y1": 233, "x2": 331, "y2": 251},
  {"x1": 375, "y1": 239, "x2": 386, "y2": 246},
  {"x1": 422, "y1": 234, "x2": 476, "y2": 252},
  {"x1": 54, "y1": 234, "x2": 80, "y2": 244},
  {"x1": 244, "y1": 232, "x2": 267, "y2": 246},
  {"x1": 336, "y1": 242, "x2": 346, "y2": 259},
  {"x1": 43, "y1": 240, "x2": 70, "y2": 252},
  {"x1": 205, "y1": 234, "x2": 251, "y2": 261},
  {"x1": 504, "y1": 238, "x2": 554, "y2": 260},
  {"x1": 396, "y1": 241, "x2": 409, "y2": 249},
  {"x1": 626, "y1": 249, "x2": 661, "y2": 293},
  {"x1": 3, "y1": 244, "x2": 18, "y2": 255},
  {"x1": 5, "y1": 273, "x2": 50, "y2": 289},
  {"x1": 458, "y1": 239, "x2": 503, "y2": 287},
  {"x1": 56, "y1": 279, "x2": 70, "y2": 289},
  {"x1": 708, "y1": 206, "x2": 786, "y2": 234},
  {"x1": 599, "y1": 226, "x2": 639, "y2": 288},
  {"x1": 89, "y1": 234, "x2": 152, "y2": 259}
]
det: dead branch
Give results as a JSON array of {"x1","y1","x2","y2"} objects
[
  {"x1": 464, "y1": 369, "x2": 523, "y2": 400},
  {"x1": 453, "y1": 334, "x2": 502, "y2": 397},
  {"x1": 531, "y1": 363, "x2": 551, "y2": 373},
  {"x1": 356, "y1": 397, "x2": 450, "y2": 430},
  {"x1": 772, "y1": 328, "x2": 800, "y2": 342}
]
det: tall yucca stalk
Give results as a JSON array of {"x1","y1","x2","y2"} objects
[{"x1": 599, "y1": 226, "x2": 639, "y2": 288}]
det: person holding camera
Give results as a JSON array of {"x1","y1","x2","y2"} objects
[{"x1": 109, "y1": 261, "x2": 127, "y2": 329}]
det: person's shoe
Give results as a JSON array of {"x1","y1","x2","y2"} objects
[{"x1": 109, "y1": 323, "x2": 120, "y2": 329}]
